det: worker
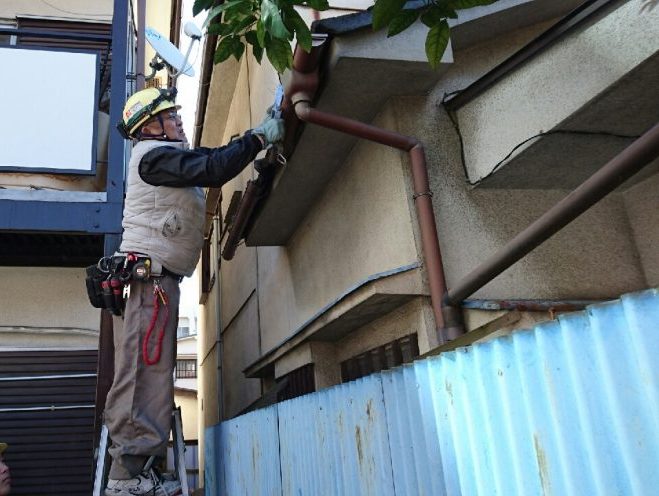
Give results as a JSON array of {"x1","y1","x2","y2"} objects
[
  {"x1": 104, "y1": 87, "x2": 284, "y2": 496},
  {"x1": 0, "y1": 443, "x2": 10, "y2": 496}
]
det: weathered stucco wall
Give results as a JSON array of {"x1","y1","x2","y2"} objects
[
  {"x1": 221, "y1": 294, "x2": 262, "y2": 419},
  {"x1": 0, "y1": 267, "x2": 100, "y2": 330},
  {"x1": 456, "y1": 0, "x2": 659, "y2": 183},
  {"x1": 623, "y1": 172, "x2": 659, "y2": 287},
  {"x1": 394, "y1": 90, "x2": 646, "y2": 298},
  {"x1": 257, "y1": 105, "x2": 420, "y2": 353},
  {"x1": 174, "y1": 391, "x2": 198, "y2": 441},
  {"x1": 199, "y1": 6, "x2": 656, "y2": 427}
]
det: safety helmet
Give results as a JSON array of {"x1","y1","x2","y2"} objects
[{"x1": 117, "y1": 87, "x2": 179, "y2": 139}]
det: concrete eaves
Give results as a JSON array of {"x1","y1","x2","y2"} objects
[
  {"x1": 243, "y1": 266, "x2": 424, "y2": 378},
  {"x1": 245, "y1": 0, "x2": 585, "y2": 246},
  {"x1": 456, "y1": 0, "x2": 659, "y2": 188},
  {"x1": 246, "y1": 21, "x2": 450, "y2": 246}
]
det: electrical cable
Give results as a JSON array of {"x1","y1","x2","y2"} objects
[
  {"x1": 441, "y1": 91, "x2": 640, "y2": 186},
  {"x1": 39, "y1": 0, "x2": 110, "y2": 17}
]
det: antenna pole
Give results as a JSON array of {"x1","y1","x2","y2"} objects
[{"x1": 171, "y1": 40, "x2": 196, "y2": 86}]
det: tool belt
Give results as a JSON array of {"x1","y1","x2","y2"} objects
[{"x1": 85, "y1": 253, "x2": 152, "y2": 315}]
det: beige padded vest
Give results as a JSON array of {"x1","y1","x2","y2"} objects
[{"x1": 119, "y1": 140, "x2": 206, "y2": 277}]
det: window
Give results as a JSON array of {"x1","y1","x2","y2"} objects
[
  {"x1": 340, "y1": 334, "x2": 419, "y2": 382},
  {"x1": 176, "y1": 326, "x2": 190, "y2": 339},
  {"x1": 277, "y1": 364, "x2": 315, "y2": 402},
  {"x1": 176, "y1": 359, "x2": 197, "y2": 379}
]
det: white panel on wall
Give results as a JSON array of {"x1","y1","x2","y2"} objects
[{"x1": 0, "y1": 46, "x2": 98, "y2": 172}]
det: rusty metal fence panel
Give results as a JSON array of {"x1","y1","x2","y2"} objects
[
  {"x1": 207, "y1": 288, "x2": 659, "y2": 495},
  {"x1": 206, "y1": 405, "x2": 281, "y2": 496}
]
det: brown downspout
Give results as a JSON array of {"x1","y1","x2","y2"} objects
[
  {"x1": 285, "y1": 39, "x2": 462, "y2": 342},
  {"x1": 291, "y1": 100, "x2": 462, "y2": 341}
]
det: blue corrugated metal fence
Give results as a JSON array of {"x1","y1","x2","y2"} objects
[{"x1": 206, "y1": 288, "x2": 659, "y2": 495}]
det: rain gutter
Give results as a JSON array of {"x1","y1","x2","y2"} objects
[
  {"x1": 446, "y1": 121, "x2": 659, "y2": 305},
  {"x1": 193, "y1": 18, "x2": 220, "y2": 148}
]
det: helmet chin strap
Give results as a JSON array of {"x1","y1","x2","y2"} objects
[{"x1": 138, "y1": 113, "x2": 183, "y2": 142}]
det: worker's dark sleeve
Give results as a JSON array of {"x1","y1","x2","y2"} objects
[{"x1": 138, "y1": 133, "x2": 263, "y2": 187}]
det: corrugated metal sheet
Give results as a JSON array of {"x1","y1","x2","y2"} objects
[
  {"x1": 278, "y1": 376, "x2": 394, "y2": 495},
  {"x1": 207, "y1": 405, "x2": 281, "y2": 496},
  {"x1": 208, "y1": 288, "x2": 659, "y2": 495}
]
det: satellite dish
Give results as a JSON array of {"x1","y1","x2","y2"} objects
[
  {"x1": 145, "y1": 26, "x2": 197, "y2": 81},
  {"x1": 183, "y1": 21, "x2": 202, "y2": 40}
]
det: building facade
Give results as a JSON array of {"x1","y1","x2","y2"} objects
[{"x1": 192, "y1": 0, "x2": 658, "y2": 485}]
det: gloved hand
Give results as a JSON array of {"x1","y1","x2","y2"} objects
[{"x1": 253, "y1": 109, "x2": 285, "y2": 146}]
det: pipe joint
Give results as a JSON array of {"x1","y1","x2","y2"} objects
[{"x1": 288, "y1": 69, "x2": 319, "y2": 105}]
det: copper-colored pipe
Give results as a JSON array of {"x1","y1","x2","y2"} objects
[
  {"x1": 446, "y1": 121, "x2": 659, "y2": 305},
  {"x1": 294, "y1": 100, "x2": 461, "y2": 341}
]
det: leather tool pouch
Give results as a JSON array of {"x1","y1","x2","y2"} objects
[
  {"x1": 85, "y1": 254, "x2": 152, "y2": 315},
  {"x1": 85, "y1": 264, "x2": 106, "y2": 309}
]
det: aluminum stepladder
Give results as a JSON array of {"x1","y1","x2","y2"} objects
[{"x1": 93, "y1": 407, "x2": 190, "y2": 496}]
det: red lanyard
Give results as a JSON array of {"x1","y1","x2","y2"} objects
[{"x1": 142, "y1": 280, "x2": 169, "y2": 366}]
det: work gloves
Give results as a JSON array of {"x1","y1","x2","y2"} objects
[{"x1": 253, "y1": 109, "x2": 285, "y2": 146}]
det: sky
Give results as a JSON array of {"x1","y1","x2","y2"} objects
[{"x1": 174, "y1": 0, "x2": 204, "y2": 330}]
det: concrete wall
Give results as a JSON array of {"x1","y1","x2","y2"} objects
[
  {"x1": 456, "y1": 0, "x2": 659, "y2": 182},
  {"x1": 0, "y1": 267, "x2": 99, "y2": 348},
  {"x1": 623, "y1": 172, "x2": 659, "y2": 287},
  {"x1": 174, "y1": 390, "x2": 199, "y2": 441},
  {"x1": 197, "y1": 3, "x2": 657, "y2": 434},
  {"x1": 378, "y1": 14, "x2": 649, "y2": 300},
  {"x1": 196, "y1": 218, "x2": 221, "y2": 480},
  {"x1": 0, "y1": 0, "x2": 112, "y2": 22},
  {"x1": 144, "y1": 0, "x2": 173, "y2": 85},
  {"x1": 0, "y1": 267, "x2": 100, "y2": 330}
]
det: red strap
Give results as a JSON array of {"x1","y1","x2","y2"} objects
[{"x1": 142, "y1": 283, "x2": 169, "y2": 366}]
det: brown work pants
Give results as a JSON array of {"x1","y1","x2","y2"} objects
[{"x1": 105, "y1": 274, "x2": 180, "y2": 479}]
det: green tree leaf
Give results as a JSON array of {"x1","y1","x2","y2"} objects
[
  {"x1": 233, "y1": 40, "x2": 246, "y2": 60},
  {"x1": 214, "y1": 36, "x2": 242, "y2": 64},
  {"x1": 232, "y1": 14, "x2": 257, "y2": 33},
  {"x1": 203, "y1": 0, "x2": 245, "y2": 28},
  {"x1": 372, "y1": 0, "x2": 406, "y2": 31},
  {"x1": 252, "y1": 42, "x2": 264, "y2": 63},
  {"x1": 305, "y1": 0, "x2": 330, "y2": 10},
  {"x1": 448, "y1": 0, "x2": 498, "y2": 9},
  {"x1": 421, "y1": 4, "x2": 457, "y2": 26},
  {"x1": 207, "y1": 22, "x2": 233, "y2": 36},
  {"x1": 283, "y1": 7, "x2": 312, "y2": 52},
  {"x1": 193, "y1": 0, "x2": 215, "y2": 17},
  {"x1": 245, "y1": 30, "x2": 259, "y2": 45},
  {"x1": 425, "y1": 19, "x2": 449, "y2": 69},
  {"x1": 256, "y1": 18, "x2": 266, "y2": 46},
  {"x1": 387, "y1": 9, "x2": 419, "y2": 37},
  {"x1": 265, "y1": 37, "x2": 293, "y2": 73},
  {"x1": 261, "y1": 0, "x2": 291, "y2": 39},
  {"x1": 245, "y1": 30, "x2": 265, "y2": 62}
]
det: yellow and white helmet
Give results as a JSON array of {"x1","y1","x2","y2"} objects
[{"x1": 118, "y1": 87, "x2": 178, "y2": 138}]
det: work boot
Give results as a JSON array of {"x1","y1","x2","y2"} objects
[{"x1": 104, "y1": 469, "x2": 182, "y2": 496}]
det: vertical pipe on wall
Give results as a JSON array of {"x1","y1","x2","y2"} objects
[{"x1": 293, "y1": 100, "x2": 461, "y2": 343}]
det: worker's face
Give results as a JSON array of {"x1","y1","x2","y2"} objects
[
  {"x1": 0, "y1": 454, "x2": 10, "y2": 496},
  {"x1": 159, "y1": 108, "x2": 187, "y2": 142},
  {"x1": 141, "y1": 108, "x2": 187, "y2": 142}
]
